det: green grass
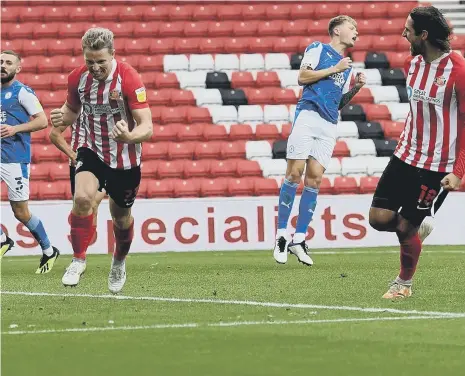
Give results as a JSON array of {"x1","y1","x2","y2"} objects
[{"x1": 2, "y1": 246, "x2": 465, "y2": 376}]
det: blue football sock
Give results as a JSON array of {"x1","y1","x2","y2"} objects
[
  {"x1": 294, "y1": 186, "x2": 318, "y2": 243},
  {"x1": 25, "y1": 214, "x2": 51, "y2": 252},
  {"x1": 277, "y1": 179, "x2": 298, "y2": 230}
]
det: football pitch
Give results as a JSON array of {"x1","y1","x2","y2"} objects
[{"x1": 2, "y1": 246, "x2": 465, "y2": 376}]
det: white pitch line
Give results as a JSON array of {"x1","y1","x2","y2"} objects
[
  {"x1": 3, "y1": 315, "x2": 461, "y2": 336},
  {"x1": 3, "y1": 291, "x2": 465, "y2": 318}
]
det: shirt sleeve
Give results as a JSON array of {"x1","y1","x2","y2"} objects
[
  {"x1": 342, "y1": 68, "x2": 354, "y2": 94},
  {"x1": 300, "y1": 42, "x2": 323, "y2": 70},
  {"x1": 18, "y1": 87, "x2": 43, "y2": 116},
  {"x1": 453, "y1": 69, "x2": 465, "y2": 179},
  {"x1": 66, "y1": 68, "x2": 82, "y2": 108},
  {"x1": 122, "y1": 66, "x2": 149, "y2": 110}
]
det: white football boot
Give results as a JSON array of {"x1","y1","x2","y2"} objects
[
  {"x1": 288, "y1": 241, "x2": 314, "y2": 266},
  {"x1": 62, "y1": 259, "x2": 86, "y2": 287},
  {"x1": 108, "y1": 259, "x2": 127, "y2": 294},
  {"x1": 273, "y1": 236, "x2": 289, "y2": 264}
]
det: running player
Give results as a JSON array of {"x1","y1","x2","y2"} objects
[
  {"x1": 369, "y1": 6, "x2": 465, "y2": 299},
  {"x1": 0, "y1": 50, "x2": 60, "y2": 273},
  {"x1": 50, "y1": 28, "x2": 153, "y2": 293},
  {"x1": 273, "y1": 16, "x2": 366, "y2": 265}
]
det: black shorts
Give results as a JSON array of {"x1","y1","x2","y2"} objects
[
  {"x1": 70, "y1": 165, "x2": 76, "y2": 196},
  {"x1": 75, "y1": 147, "x2": 141, "y2": 208},
  {"x1": 372, "y1": 156, "x2": 449, "y2": 226}
]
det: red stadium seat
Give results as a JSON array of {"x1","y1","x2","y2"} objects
[
  {"x1": 192, "y1": 4, "x2": 217, "y2": 21},
  {"x1": 233, "y1": 21, "x2": 259, "y2": 37},
  {"x1": 282, "y1": 20, "x2": 309, "y2": 36},
  {"x1": 173, "y1": 38, "x2": 200, "y2": 54},
  {"x1": 43, "y1": 6, "x2": 68, "y2": 22},
  {"x1": 32, "y1": 145, "x2": 64, "y2": 164},
  {"x1": 38, "y1": 91, "x2": 67, "y2": 108},
  {"x1": 272, "y1": 89, "x2": 297, "y2": 105},
  {"x1": 208, "y1": 21, "x2": 234, "y2": 37},
  {"x1": 161, "y1": 107, "x2": 188, "y2": 124},
  {"x1": 38, "y1": 181, "x2": 69, "y2": 200},
  {"x1": 150, "y1": 107, "x2": 162, "y2": 123},
  {"x1": 314, "y1": 3, "x2": 339, "y2": 19},
  {"x1": 184, "y1": 21, "x2": 209, "y2": 37},
  {"x1": 273, "y1": 36, "x2": 300, "y2": 53},
  {"x1": 176, "y1": 125, "x2": 204, "y2": 142},
  {"x1": 136, "y1": 180, "x2": 148, "y2": 198},
  {"x1": 281, "y1": 123, "x2": 292, "y2": 139},
  {"x1": 360, "y1": 176, "x2": 380, "y2": 194},
  {"x1": 386, "y1": 51, "x2": 410, "y2": 69},
  {"x1": 157, "y1": 160, "x2": 184, "y2": 179},
  {"x1": 36, "y1": 56, "x2": 64, "y2": 73},
  {"x1": 200, "y1": 178, "x2": 228, "y2": 197},
  {"x1": 47, "y1": 39, "x2": 74, "y2": 55},
  {"x1": 397, "y1": 36, "x2": 411, "y2": 52},
  {"x1": 308, "y1": 19, "x2": 330, "y2": 35},
  {"x1": 93, "y1": 6, "x2": 119, "y2": 22},
  {"x1": 136, "y1": 72, "x2": 158, "y2": 90},
  {"x1": 381, "y1": 121, "x2": 404, "y2": 140},
  {"x1": 158, "y1": 22, "x2": 184, "y2": 38},
  {"x1": 199, "y1": 38, "x2": 225, "y2": 54},
  {"x1": 372, "y1": 35, "x2": 399, "y2": 52},
  {"x1": 183, "y1": 160, "x2": 210, "y2": 178},
  {"x1": 149, "y1": 38, "x2": 175, "y2": 55},
  {"x1": 118, "y1": 5, "x2": 147, "y2": 22},
  {"x1": 266, "y1": 3, "x2": 291, "y2": 20},
  {"x1": 19, "y1": 6, "x2": 45, "y2": 22},
  {"x1": 63, "y1": 56, "x2": 81, "y2": 72},
  {"x1": 110, "y1": 22, "x2": 135, "y2": 38},
  {"x1": 143, "y1": 142, "x2": 169, "y2": 161},
  {"x1": 150, "y1": 89, "x2": 171, "y2": 107},
  {"x1": 248, "y1": 37, "x2": 274, "y2": 53},
  {"x1": 356, "y1": 19, "x2": 381, "y2": 36},
  {"x1": 387, "y1": 2, "x2": 417, "y2": 18},
  {"x1": 138, "y1": 55, "x2": 164, "y2": 72},
  {"x1": 187, "y1": 107, "x2": 212, "y2": 123},
  {"x1": 363, "y1": 104, "x2": 391, "y2": 121},
  {"x1": 151, "y1": 125, "x2": 177, "y2": 142},
  {"x1": 257, "y1": 20, "x2": 284, "y2": 37},
  {"x1": 25, "y1": 73, "x2": 51, "y2": 90},
  {"x1": 1, "y1": 181, "x2": 9, "y2": 201},
  {"x1": 319, "y1": 177, "x2": 333, "y2": 195},
  {"x1": 231, "y1": 72, "x2": 255, "y2": 89},
  {"x1": 241, "y1": 4, "x2": 267, "y2": 20},
  {"x1": 229, "y1": 124, "x2": 254, "y2": 141},
  {"x1": 140, "y1": 160, "x2": 159, "y2": 179},
  {"x1": 254, "y1": 178, "x2": 279, "y2": 196},
  {"x1": 363, "y1": 3, "x2": 388, "y2": 19},
  {"x1": 170, "y1": 89, "x2": 196, "y2": 106},
  {"x1": 124, "y1": 38, "x2": 151, "y2": 55},
  {"x1": 8, "y1": 23, "x2": 35, "y2": 39},
  {"x1": 1, "y1": 6, "x2": 21, "y2": 23},
  {"x1": 30, "y1": 163, "x2": 51, "y2": 181},
  {"x1": 203, "y1": 125, "x2": 228, "y2": 141},
  {"x1": 50, "y1": 163, "x2": 71, "y2": 181},
  {"x1": 147, "y1": 179, "x2": 175, "y2": 198},
  {"x1": 351, "y1": 87, "x2": 374, "y2": 104},
  {"x1": 353, "y1": 36, "x2": 373, "y2": 51},
  {"x1": 220, "y1": 141, "x2": 246, "y2": 159},
  {"x1": 167, "y1": 142, "x2": 195, "y2": 160},
  {"x1": 31, "y1": 129, "x2": 48, "y2": 144},
  {"x1": 217, "y1": 4, "x2": 242, "y2": 21},
  {"x1": 244, "y1": 88, "x2": 272, "y2": 105},
  {"x1": 68, "y1": 6, "x2": 93, "y2": 22},
  {"x1": 224, "y1": 38, "x2": 249, "y2": 53},
  {"x1": 333, "y1": 140, "x2": 350, "y2": 157},
  {"x1": 168, "y1": 4, "x2": 194, "y2": 21},
  {"x1": 236, "y1": 160, "x2": 262, "y2": 177},
  {"x1": 338, "y1": 4, "x2": 364, "y2": 19},
  {"x1": 289, "y1": 3, "x2": 314, "y2": 20},
  {"x1": 51, "y1": 74, "x2": 68, "y2": 90},
  {"x1": 154, "y1": 73, "x2": 179, "y2": 89},
  {"x1": 133, "y1": 22, "x2": 160, "y2": 38},
  {"x1": 384, "y1": 18, "x2": 406, "y2": 35},
  {"x1": 210, "y1": 159, "x2": 238, "y2": 177},
  {"x1": 194, "y1": 141, "x2": 222, "y2": 160},
  {"x1": 142, "y1": 4, "x2": 170, "y2": 22},
  {"x1": 21, "y1": 40, "x2": 48, "y2": 56},
  {"x1": 174, "y1": 179, "x2": 201, "y2": 198},
  {"x1": 333, "y1": 177, "x2": 359, "y2": 194},
  {"x1": 255, "y1": 124, "x2": 280, "y2": 141},
  {"x1": 228, "y1": 177, "x2": 254, "y2": 196}
]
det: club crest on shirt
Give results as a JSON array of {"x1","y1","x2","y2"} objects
[
  {"x1": 109, "y1": 90, "x2": 121, "y2": 100},
  {"x1": 434, "y1": 76, "x2": 446, "y2": 86},
  {"x1": 135, "y1": 87, "x2": 146, "y2": 103}
]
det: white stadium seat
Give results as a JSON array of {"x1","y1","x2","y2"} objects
[
  {"x1": 258, "y1": 159, "x2": 287, "y2": 177},
  {"x1": 214, "y1": 54, "x2": 240, "y2": 72},
  {"x1": 370, "y1": 86, "x2": 400, "y2": 104},
  {"x1": 175, "y1": 71, "x2": 206, "y2": 89},
  {"x1": 189, "y1": 54, "x2": 214, "y2": 72},
  {"x1": 238, "y1": 105, "x2": 264, "y2": 124},
  {"x1": 240, "y1": 54, "x2": 265, "y2": 71},
  {"x1": 288, "y1": 104, "x2": 297, "y2": 122},
  {"x1": 264, "y1": 105, "x2": 289, "y2": 124},
  {"x1": 289, "y1": 85, "x2": 301, "y2": 99},
  {"x1": 246, "y1": 141, "x2": 272, "y2": 160},
  {"x1": 384, "y1": 103, "x2": 410, "y2": 121},
  {"x1": 326, "y1": 158, "x2": 342, "y2": 176},
  {"x1": 337, "y1": 121, "x2": 359, "y2": 139},
  {"x1": 277, "y1": 70, "x2": 299, "y2": 87},
  {"x1": 163, "y1": 54, "x2": 189, "y2": 72},
  {"x1": 341, "y1": 157, "x2": 369, "y2": 175},
  {"x1": 356, "y1": 69, "x2": 382, "y2": 86},
  {"x1": 191, "y1": 89, "x2": 223, "y2": 107},
  {"x1": 208, "y1": 105, "x2": 238, "y2": 125},
  {"x1": 345, "y1": 139, "x2": 377, "y2": 157},
  {"x1": 366, "y1": 156, "x2": 390, "y2": 175},
  {"x1": 264, "y1": 53, "x2": 291, "y2": 71}
]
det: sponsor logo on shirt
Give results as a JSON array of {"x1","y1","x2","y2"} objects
[
  {"x1": 82, "y1": 102, "x2": 123, "y2": 116},
  {"x1": 135, "y1": 87, "x2": 146, "y2": 103},
  {"x1": 411, "y1": 88, "x2": 441, "y2": 105},
  {"x1": 329, "y1": 72, "x2": 345, "y2": 88},
  {"x1": 434, "y1": 76, "x2": 446, "y2": 86},
  {"x1": 0, "y1": 110, "x2": 6, "y2": 123}
]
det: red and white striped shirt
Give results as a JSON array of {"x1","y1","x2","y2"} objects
[
  {"x1": 394, "y1": 52, "x2": 465, "y2": 179},
  {"x1": 70, "y1": 112, "x2": 87, "y2": 153},
  {"x1": 67, "y1": 60, "x2": 149, "y2": 170}
]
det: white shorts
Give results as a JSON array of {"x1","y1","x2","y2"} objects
[
  {"x1": 0, "y1": 162, "x2": 30, "y2": 201},
  {"x1": 286, "y1": 109, "x2": 337, "y2": 169}
]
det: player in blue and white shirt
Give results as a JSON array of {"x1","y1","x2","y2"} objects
[
  {"x1": 273, "y1": 16, "x2": 366, "y2": 265},
  {"x1": 0, "y1": 50, "x2": 60, "y2": 273}
]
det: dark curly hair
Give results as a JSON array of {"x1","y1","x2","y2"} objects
[{"x1": 410, "y1": 6, "x2": 452, "y2": 51}]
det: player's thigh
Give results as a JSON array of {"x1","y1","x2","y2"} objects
[
  {"x1": 104, "y1": 165, "x2": 141, "y2": 210},
  {"x1": 1, "y1": 163, "x2": 30, "y2": 202},
  {"x1": 305, "y1": 157, "x2": 326, "y2": 181},
  {"x1": 74, "y1": 148, "x2": 104, "y2": 201},
  {"x1": 286, "y1": 109, "x2": 318, "y2": 161},
  {"x1": 400, "y1": 168, "x2": 448, "y2": 227}
]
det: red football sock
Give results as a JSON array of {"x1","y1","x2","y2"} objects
[
  {"x1": 113, "y1": 219, "x2": 134, "y2": 262},
  {"x1": 70, "y1": 212, "x2": 94, "y2": 260},
  {"x1": 398, "y1": 234, "x2": 422, "y2": 281},
  {"x1": 89, "y1": 225, "x2": 97, "y2": 245}
]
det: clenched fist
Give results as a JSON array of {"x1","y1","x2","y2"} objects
[
  {"x1": 334, "y1": 57, "x2": 352, "y2": 73},
  {"x1": 354, "y1": 72, "x2": 367, "y2": 89},
  {"x1": 50, "y1": 108, "x2": 64, "y2": 128},
  {"x1": 109, "y1": 120, "x2": 132, "y2": 143}
]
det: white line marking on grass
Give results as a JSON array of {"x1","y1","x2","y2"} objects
[
  {"x1": 311, "y1": 250, "x2": 465, "y2": 255},
  {"x1": 3, "y1": 291, "x2": 465, "y2": 318},
  {"x1": 3, "y1": 315, "x2": 462, "y2": 336}
]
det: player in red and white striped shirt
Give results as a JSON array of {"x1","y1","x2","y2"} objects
[
  {"x1": 369, "y1": 6, "x2": 465, "y2": 299},
  {"x1": 50, "y1": 28, "x2": 153, "y2": 293}
]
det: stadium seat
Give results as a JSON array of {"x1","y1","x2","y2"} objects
[
  {"x1": 373, "y1": 139, "x2": 397, "y2": 157},
  {"x1": 8, "y1": 23, "x2": 34, "y2": 40},
  {"x1": 345, "y1": 139, "x2": 377, "y2": 157},
  {"x1": 326, "y1": 158, "x2": 342, "y2": 176},
  {"x1": 124, "y1": 39, "x2": 151, "y2": 55},
  {"x1": 150, "y1": 124, "x2": 180, "y2": 142},
  {"x1": 256, "y1": 71, "x2": 281, "y2": 87},
  {"x1": 253, "y1": 177, "x2": 279, "y2": 196},
  {"x1": 380, "y1": 68, "x2": 406, "y2": 86},
  {"x1": 132, "y1": 22, "x2": 160, "y2": 38},
  {"x1": 370, "y1": 86, "x2": 400, "y2": 104},
  {"x1": 30, "y1": 163, "x2": 51, "y2": 181},
  {"x1": 255, "y1": 124, "x2": 280, "y2": 140},
  {"x1": 176, "y1": 125, "x2": 204, "y2": 142},
  {"x1": 246, "y1": 140, "x2": 272, "y2": 160},
  {"x1": 366, "y1": 156, "x2": 390, "y2": 176},
  {"x1": 230, "y1": 124, "x2": 254, "y2": 141},
  {"x1": 277, "y1": 70, "x2": 299, "y2": 88},
  {"x1": 38, "y1": 91, "x2": 67, "y2": 108},
  {"x1": 363, "y1": 3, "x2": 388, "y2": 18},
  {"x1": 143, "y1": 142, "x2": 168, "y2": 160},
  {"x1": 174, "y1": 179, "x2": 201, "y2": 198},
  {"x1": 248, "y1": 37, "x2": 274, "y2": 53},
  {"x1": 140, "y1": 160, "x2": 159, "y2": 179},
  {"x1": 363, "y1": 104, "x2": 391, "y2": 121},
  {"x1": 359, "y1": 176, "x2": 380, "y2": 194},
  {"x1": 281, "y1": 123, "x2": 292, "y2": 139},
  {"x1": 356, "y1": 19, "x2": 381, "y2": 36},
  {"x1": 210, "y1": 159, "x2": 238, "y2": 177},
  {"x1": 224, "y1": 37, "x2": 249, "y2": 53},
  {"x1": 150, "y1": 89, "x2": 171, "y2": 107},
  {"x1": 38, "y1": 181, "x2": 70, "y2": 200},
  {"x1": 137, "y1": 55, "x2": 163, "y2": 72},
  {"x1": 221, "y1": 141, "x2": 246, "y2": 159},
  {"x1": 19, "y1": 5, "x2": 45, "y2": 22},
  {"x1": 154, "y1": 73, "x2": 179, "y2": 89},
  {"x1": 333, "y1": 140, "x2": 350, "y2": 157},
  {"x1": 219, "y1": 88, "x2": 248, "y2": 107},
  {"x1": 209, "y1": 105, "x2": 238, "y2": 125},
  {"x1": 169, "y1": 4, "x2": 195, "y2": 21},
  {"x1": 112, "y1": 22, "x2": 135, "y2": 38},
  {"x1": 396, "y1": 86, "x2": 409, "y2": 103},
  {"x1": 187, "y1": 107, "x2": 212, "y2": 123},
  {"x1": 352, "y1": 87, "x2": 374, "y2": 104},
  {"x1": 168, "y1": 142, "x2": 196, "y2": 160},
  {"x1": 384, "y1": 18, "x2": 406, "y2": 35},
  {"x1": 157, "y1": 160, "x2": 184, "y2": 179},
  {"x1": 150, "y1": 38, "x2": 176, "y2": 55},
  {"x1": 159, "y1": 22, "x2": 185, "y2": 38},
  {"x1": 273, "y1": 36, "x2": 301, "y2": 53},
  {"x1": 264, "y1": 105, "x2": 289, "y2": 125},
  {"x1": 236, "y1": 160, "x2": 262, "y2": 177},
  {"x1": 258, "y1": 20, "x2": 284, "y2": 36},
  {"x1": 381, "y1": 121, "x2": 404, "y2": 140},
  {"x1": 289, "y1": 3, "x2": 314, "y2": 19},
  {"x1": 208, "y1": 21, "x2": 234, "y2": 37},
  {"x1": 264, "y1": 53, "x2": 290, "y2": 71},
  {"x1": 189, "y1": 54, "x2": 214, "y2": 72},
  {"x1": 341, "y1": 104, "x2": 366, "y2": 122},
  {"x1": 341, "y1": 157, "x2": 368, "y2": 175},
  {"x1": 258, "y1": 159, "x2": 286, "y2": 178},
  {"x1": 176, "y1": 71, "x2": 207, "y2": 89},
  {"x1": 231, "y1": 72, "x2": 255, "y2": 89},
  {"x1": 183, "y1": 160, "x2": 211, "y2": 179},
  {"x1": 206, "y1": 71, "x2": 230, "y2": 89},
  {"x1": 191, "y1": 88, "x2": 223, "y2": 107},
  {"x1": 385, "y1": 103, "x2": 410, "y2": 121},
  {"x1": 203, "y1": 125, "x2": 228, "y2": 141},
  {"x1": 214, "y1": 54, "x2": 240, "y2": 72},
  {"x1": 239, "y1": 54, "x2": 265, "y2": 71},
  {"x1": 282, "y1": 20, "x2": 309, "y2": 36},
  {"x1": 272, "y1": 139, "x2": 286, "y2": 159},
  {"x1": 200, "y1": 178, "x2": 229, "y2": 197},
  {"x1": 160, "y1": 106, "x2": 188, "y2": 124},
  {"x1": 192, "y1": 4, "x2": 217, "y2": 21},
  {"x1": 266, "y1": 3, "x2": 291, "y2": 19},
  {"x1": 388, "y1": 2, "x2": 418, "y2": 18},
  {"x1": 117, "y1": 5, "x2": 147, "y2": 22},
  {"x1": 233, "y1": 20, "x2": 259, "y2": 37},
  {"x1": 227, "y1": 177, "x2": 255, "y2": 196},
  {"x1": 147, "y1": 180, "x2": 175, "y2": 198},
  {"x1": 51, "y1": 74, "x2": 68, "y2": 90},
  {"x1": 272, "y1": 89, "x2": 297, "y2": 105},
  {"x1": 163, "y1": 54, "x2": 189, "y2": 72},
  {"x1": 333, "y1": 176, "x2": 359, "y2": 194},
  {"x1": 238, "y1": 105, "x2": 264, "y2": 124},
  {"x1": 194, "y1": 141, "x2": 222, "y2": 160},
  {"x1": 356, "y1": 121, "x2": 384, "y2": 140}
]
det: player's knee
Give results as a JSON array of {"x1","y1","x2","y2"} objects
[
  {"x1": 73, "y1": 193, "x2": 93, "y2": 214},
  {"x1": 368, "y1": 210, "x2": 389, "y2": 231},
  {"x1": 112, "y1": 214, "x2": 131, "y2": 229},
  {"x1": 12, "y1": 205, "x2": 31, "y2": 223},
  {"x1": 285, "y1": 168, "x2": 304, "y2": 184},
  {"x1": 304, "y1": 176, "x2": 321, "y2": 189}
]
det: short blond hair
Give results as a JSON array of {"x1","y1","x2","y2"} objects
[
  {"x1": 82, "y1": 27, "x2": 114, "y2": 53},
  {"x1": 328, "y1": 15, "x2": 357, "y2": 36}
]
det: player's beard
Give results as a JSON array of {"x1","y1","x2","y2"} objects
[
  {"x1": 410, "y1": 40, "x2": 425, "y2": 56},
  {"x1": 0, "y1": 70, "x2": 15, "y2": 84}
]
